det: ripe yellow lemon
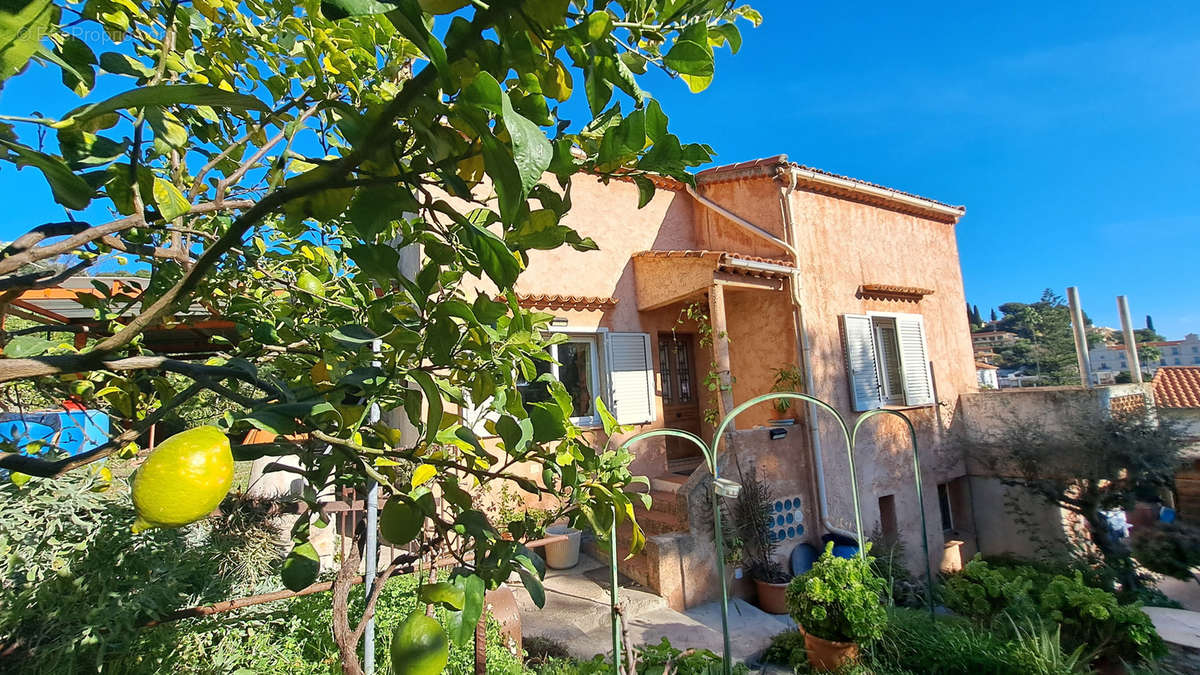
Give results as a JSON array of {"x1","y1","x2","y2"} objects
[
  {"x1": 390, "y1": 612, "x2": 448, "y2": 675},
  {"x1": 131, "y1": 426, "x2": 233, "y2": 533}
]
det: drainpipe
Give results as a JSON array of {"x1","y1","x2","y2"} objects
[
  {"x1": 776, "y1": 168, "x2": 858, "y2": 541},
  {"x1": 685, "y1": 171, "x2": 856, "y2": 540}
]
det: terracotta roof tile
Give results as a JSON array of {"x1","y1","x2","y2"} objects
[
  {"x1": 695, "y1": 154, "x2": 964, "y2": 214},
  {"x1": 632, "y1": 249, "x2": 793, "y2": 267},
  {"x1": 1153, "y1": 367, "x2": 1200, "y2": 408},
  {"x1": 506, "y1": 293, "x2": 617, "y2": 310}
]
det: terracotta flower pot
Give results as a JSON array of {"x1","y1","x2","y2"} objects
[
  {"x1": 802, "y1": 629, "x2": 859, "y2": 672},
  {"x1": 753, "y1": 578, "x2": 790, "y2": 615}
]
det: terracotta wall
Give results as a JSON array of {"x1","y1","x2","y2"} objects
[
  {"x1": 517, "y1": 175, "x2": 698, "y2": 332},
  {"x1": 690, "y1": 177, "x2": 978, "y2": 574}
]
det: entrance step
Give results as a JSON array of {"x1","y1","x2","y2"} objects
[
  {"x1": 667, "y1": 456, "x2": 704, "y2": 476},
  {"x1": 651, "y1": 473, "x2": 690, "y2": 493}
]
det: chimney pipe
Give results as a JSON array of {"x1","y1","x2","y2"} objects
[
  {"x1": 1067, "y1": 287, "x2": 1093, "y2": 388},
  {"x1": 1117, "y1": 295, "x2": 1143, "y2": 384}
]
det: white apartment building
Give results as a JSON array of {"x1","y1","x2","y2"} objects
[{"x1": 1089, "y1": 333, "x2": 1200, "y2": 379}]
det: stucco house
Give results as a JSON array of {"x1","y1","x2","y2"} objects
[{"x1": 488, "y1": 154, "x2": 978, "y2": 609}]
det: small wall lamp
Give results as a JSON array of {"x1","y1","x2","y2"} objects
[{"x1": 769, "y1": 427, "x2": 788, "y2": 440}]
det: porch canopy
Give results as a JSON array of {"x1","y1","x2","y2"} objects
[
  {"x1": 629, "y1": 249, "x2": 795, "y2": 312},
  {"x1": 631, "y1": 250, "x2": 799, "y2": 430}
]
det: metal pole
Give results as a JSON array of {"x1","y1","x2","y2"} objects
[
  {"x1": 707, "y1": 441, "x2": 732, "y2": 675},
  {"x1": 1066, "y1": 287, "x2": 1093, "y2": 388},
  {"x1": 363, "y1": 339, "x2": 382, "y2": 671},
  {"x1": 609, "y1": 506, "x2": 621, "y2": 675},
  {"x1": 1118, "y1": 296, "x2": 1143, "y2": 384}
]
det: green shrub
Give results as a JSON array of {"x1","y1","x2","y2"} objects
[
  {"x1": 533, "y1": 638, "x2": 750, "y2": 675},
  {"x1": 761, "y1": 629, "x2": 807, "y2": 670},
  {"x1": 0, "y1": 471, "x2": 279, "y2": 673},
  {"x1": 943, "y1": 557, "x2": 1166, "y2": 664},
  {"x1": 786, "y1": 543, "x2": 887, "y2": 644},
  {"x1": 868, "y1": 608, "x2": 1071, "y2": 675}
]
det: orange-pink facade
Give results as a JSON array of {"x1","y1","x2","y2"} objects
[{"x1": 510, "y1": 157, "x2": 980, "y2": 607}]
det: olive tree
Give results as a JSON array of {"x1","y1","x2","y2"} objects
[{"x1": 0, "y1": 0, "x2": 760, "y2": 670}]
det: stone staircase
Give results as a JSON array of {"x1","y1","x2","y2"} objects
[{"x1": 582, "y1": 469, "x2": 721, "y2": 611}]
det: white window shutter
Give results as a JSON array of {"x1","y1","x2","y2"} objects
[
  {"x1": 842, "y1": 314, "x2": 882, "y2": 411},
  {"x1": 896, "y1": 314, "x2": 935, "y2": 407},
  {"x1": 606, "y1": 332, "x2": 654, "y2": 425}
]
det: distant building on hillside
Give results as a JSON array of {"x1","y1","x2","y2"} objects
[
  {"x1": 976, "y1": 361, "x2": 999, "y2": 389},
  {"x1": 1089, "y1": 333, "x2": 1200, "y2": 381},
  {"x1": 971, "y1": 330, "x2": 1018, "y2": 353}
]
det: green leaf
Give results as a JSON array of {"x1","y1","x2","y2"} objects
[
  {"x1": 633, "y1": 176, "x2": 655, "y2": 208},
  {"x1": 53, "y1": 35, "x2": 96, "y2": 94},
  {"x1": 496, "y1": 415, "x2": 533, "y2": 455},
  {"x1": 239, "y1": 410, "x2": 299, "y2": 435},
  {"x1": 347, "y1": 243, "x2": 402, "y2": 284},
  {"x1": 99, "y1": 51, "x2": 150, "y2": 77},
  {"x1": 501, "y1": 93, "x2": 552, "y2": 195},
  {"x1": 583, "y1": 68, "x2": 613, "y2": 117},
  {"x1": 663, "y1": 40, "x2": 714, "y2": 92},
  {"x1": 459, "y1": 71, "x2": 503, "y2": 114},
  {"x1": 346, "y1": 185, "x2": 417, "y2": 239},
  {"x1": 464, "y1": 223, "x2": 520, "y2": 289},
  {"x1": 0, "y1": 140, "x2": 92, "y2": 210},
  {"x1": 584, "y1": 10, "x2": 611, "y2": 41},
  {"x1": 329, "y1": 324, "x2": 378, "y2": 344},
  {"x1": 445, "y1": 573, "x2": 485, "y2": 646},
  {"x1": 0, "y1": 0, "x2": 55, "y2": 83},
  {"x1": 712, "y1": 23, "x2": 743, "y2": 54},
  {"x1": 596, "y1": 397, "x2": 619, "y2": 436},
  {"x1": 382, "y1": 1, "x2": 448, "y2": 78},
  {"x1": 516, "y1": 565, "x2": 545, "y2": 609},
  {"x1": 3, "y1": 335, "x2": 51, "y2": 358},
  {"x1": 63, "y1": 84, "x2": 270, "y2": 126},
  {"x1": 409, "y1": 369, "x2": 443, "y2": 447},
  {"x1": 319, "y1": 0, "x2": 395, "y2": 18},
  {"x1": 281, "y1": 542, "x2": 321, "y2": 591},
  {"x1": 152, "y1": 177, "x2": 190, "y2": 220},
  {"x1": 528, "y1": 402, "x2": 566, "y2": 443}
]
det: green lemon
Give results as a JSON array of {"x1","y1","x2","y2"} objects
[
  {"x1": 131, "y1": 426, "x2": 233, "y2": 532},
  {"x1": 296, "y1": 270, "x2": 325, "y2": 297},
  {"x1": 380, "y1": 499, "x2": 423, "y2": 546},
  {"x1": 390, "y1": 612, "x2": 448, "y2": 675}
]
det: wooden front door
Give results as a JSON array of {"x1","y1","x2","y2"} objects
[{"x1": 658, "y1": 333, "x2": 702, "y2": 461}]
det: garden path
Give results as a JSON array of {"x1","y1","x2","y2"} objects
[{"x1": 510, "y1": 553, "x2": 790, "y2": 665}]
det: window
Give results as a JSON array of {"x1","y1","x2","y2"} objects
[
  {"x1": 505, "y1": 331, "x2": 655, "y2": 429},
  {"x1": 842, "y1": 313, "x2": 934, "y2": 411},
  {"x1": 937, "y1": 483, "x2": 954, "y2": 532},
  {"x1": 1176, "y1": 358, "x2": 1182, "y2": 365},
  {"x1": 517, "y1": 336, "x2": 601, "y2": 423}
]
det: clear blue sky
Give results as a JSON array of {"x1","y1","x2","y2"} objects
[{"x1": 2, "y1": 2, "x2": 1198, "y2": 337}]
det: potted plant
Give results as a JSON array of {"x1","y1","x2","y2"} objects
[
  {"x1": 786, "y1": 542, "x2": 887, "y2": 671},
  {"x1": 733, "y1": 470, "x2": 792, "y2": 614}
]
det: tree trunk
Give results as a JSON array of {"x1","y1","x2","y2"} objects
[
  {"x1": 1084, "y1": 509, "x2": 1140, "y2": 591},
  {"x1": 333, "y1": 535, "x2": 365, "y2": 675}
]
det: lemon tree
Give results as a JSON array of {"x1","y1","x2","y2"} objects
[{"x1": 0, "y1": 0, "x2": 759, "y2": 672}]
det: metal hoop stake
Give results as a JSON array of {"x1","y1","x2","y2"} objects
[{"x1": 852, "y1": 409, "x2": 935, "y2": 618}]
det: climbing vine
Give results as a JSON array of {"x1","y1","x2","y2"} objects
[{"x1": 674, "y1": 300, "x2": 731, "y2": 427}]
